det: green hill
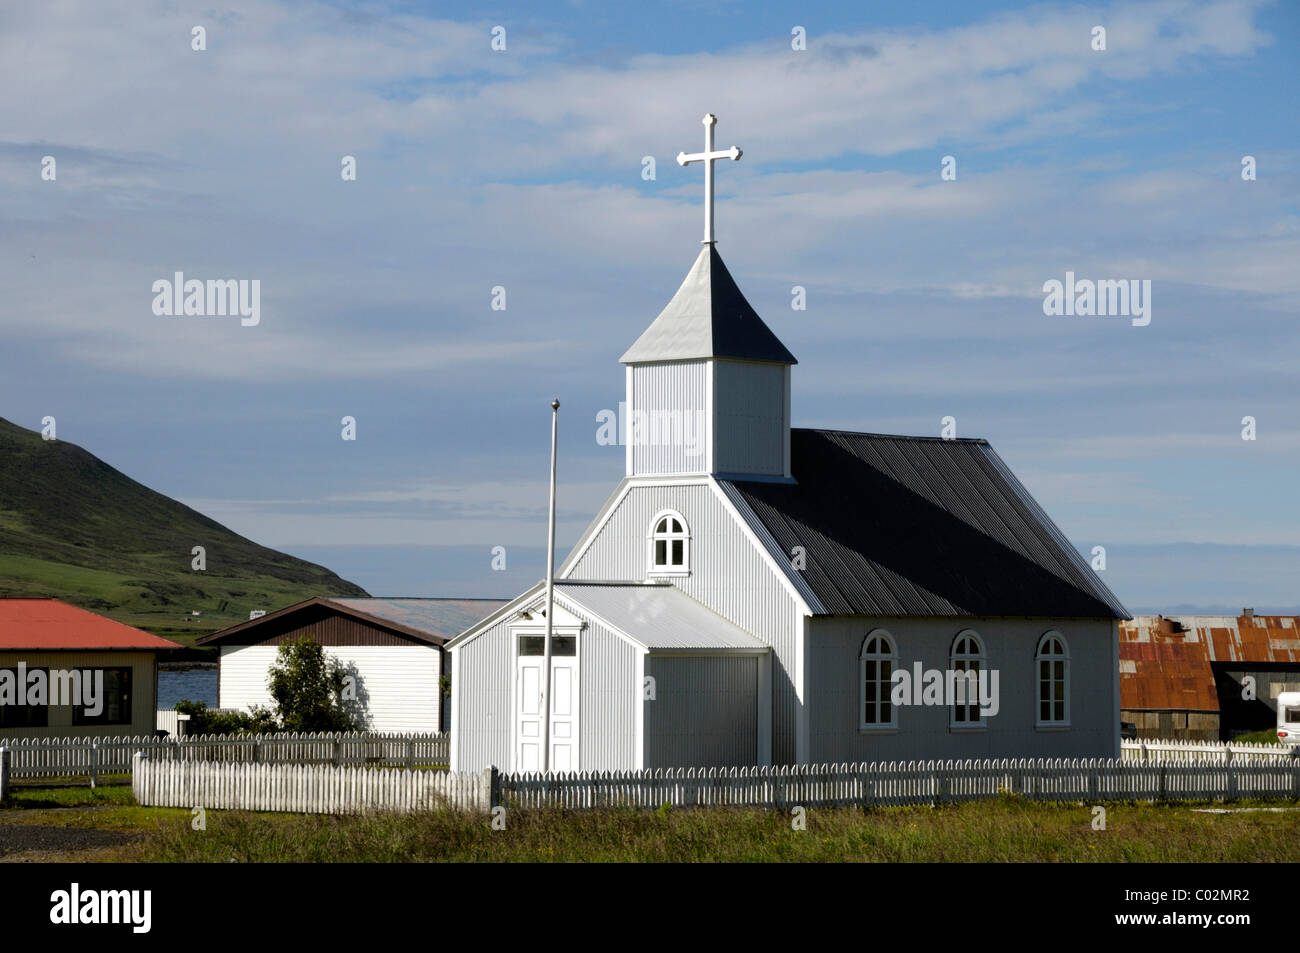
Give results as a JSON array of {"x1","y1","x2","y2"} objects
[{"x1": 0, "y1": 417, "x2": 368, "y2": 645}]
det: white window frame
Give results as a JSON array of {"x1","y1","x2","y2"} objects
[
  {"x1": 949, "y1": 629, "x2": 987, "y2": 730},
  {"x1": 647, "y1": 509, "x2": 690, "y2": 577},
  {"x1": 859, "y1": 629, "x2": 898, "y2": 731},
  {"x1": 1035, "y1": 631, "x2": 1071, "y2": 729}
]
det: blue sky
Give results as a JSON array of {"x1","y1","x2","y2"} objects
[{"x1": 2, "y1": 0, "x2": 1297, "y2": 612}]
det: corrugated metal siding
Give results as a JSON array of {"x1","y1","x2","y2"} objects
[
  {"x1": 454, "y1": 615, "x2": 513, "y2": 771},
  {"x1": 218, "y1": 645, "x2": 442, "y2": 732},
  {"x1": 578, "y1": 616, "x2": 638, "y2": 770},
  {"x1": 806, "y1": 616, "x2": 1117, "y2": 762},
  {"x1": 724, "y1": 430, "x2": 1129, "y2": 619},
  {"x1": 629, "y1": 362, "x2": 709, "y2": 475},
  {"x1": 0, "y1": 651, "x2": 157, "y2": 739},
  {"x1": 644, "y1": 655, "x2": 758, "y2": 767},
  {"x1": 565, "y1": 482, "x2": 800, "y2": 763},
  {"x1": 714, "y1": 360, "x2": 785, "y2": 476}
]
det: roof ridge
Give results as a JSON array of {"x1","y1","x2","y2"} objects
[
  {"x1": 334, "y1": 596, "x2": 512, "y2": 602},
  {"x1": 796, "y1": 426, "x2": 990, "y2": 445}
]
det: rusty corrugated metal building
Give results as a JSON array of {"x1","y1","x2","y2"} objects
[{"x1": 1120, "y1": 612, "x2": 1300, "y2": 740}]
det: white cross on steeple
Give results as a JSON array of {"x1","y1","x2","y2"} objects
[{"x1": 676, "y1": 113, "x2": 742, "y2": 245}]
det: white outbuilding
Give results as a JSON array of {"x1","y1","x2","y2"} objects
[{"x1": 200, "y1": 597, "x2": 505, "y2": 733}]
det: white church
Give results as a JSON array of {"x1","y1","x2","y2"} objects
[{"x1": 448, "y1": 115, "x2": 1129, "y2": 773}]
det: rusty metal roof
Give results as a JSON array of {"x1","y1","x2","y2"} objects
[{"x1": 1120, "y1": 614, "x2": 1300, "y2": 711}]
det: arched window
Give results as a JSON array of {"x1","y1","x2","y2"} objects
[
  {"x1": 1036, "y1": 632, "x2": 1069, "y2": 726},
  {"x1": 647, "y1": 510, "x2": 689, "y2": 574},
  {"x1": 859, "y1": 630, "x2": 897, "y2": 729},
  {"x1": 950, "y1": 630, "x2": 986, "y2": 726}
]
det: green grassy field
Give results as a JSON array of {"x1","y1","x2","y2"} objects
[
  {"x1": 0, "y1": 417, "x2": 367, "y2": 643},
  {"x1": 3, "y1": 785, "x2": 1297, "y2": 862}
]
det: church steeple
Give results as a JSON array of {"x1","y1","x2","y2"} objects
[
  {"x1": 621, "y1": 114, "x2": 795, "y2": 481},
  {"x1": 620, "y1": 245, "x2": 797, "y2": 365}
]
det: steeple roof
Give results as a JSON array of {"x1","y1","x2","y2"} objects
[{"x1": 620, "y1": 245, "x2": 797, "y2": 365}]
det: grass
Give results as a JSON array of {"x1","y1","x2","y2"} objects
[
  {"x1": 5, "y1": 788, "x2": 1300, "y2": 862},
  {"x1": 2, "y1": 782, "x2": 133, "y2": 810}
]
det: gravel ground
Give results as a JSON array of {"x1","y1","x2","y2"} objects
[{"x1": 0, "y1": 824, "x2": 137, "y2": 858}]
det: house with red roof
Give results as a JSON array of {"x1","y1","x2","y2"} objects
[
  {"x1": 1120, "y1": 612, "x2": 1300, "y2": 740},
  {"x1": 0, "y1": 598, "x2": 181, "y2": 739}
]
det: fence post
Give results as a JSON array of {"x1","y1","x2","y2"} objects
[
  {"x1": 90, "y1": 742, "x2": 99, "y2": 789},
  {"x1": 333, "y1": 739, "x2": 342, "y2": 767},
  {"x1": 0, "y1": 747, "x2": 9, "y2": 802},
  {"x1": 252, "y1": 739, "x2": 260, "y2": 764},
  {"x1": 131, "y1": 751, "x2": 144, "y2": 805},
  {"x1": 485, "y1": 765, "x2": 501, "y2": 811},
  {"x1": 1158, "y1": 762, "x2": 1166, "y2": 801},
  {"x1": 407, "y1": 738, "x2": 415, "y2": 770}
]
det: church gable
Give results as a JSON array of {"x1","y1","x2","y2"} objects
[{"x1": 561, "y1": 479, "x2": 804, "y2": 763}]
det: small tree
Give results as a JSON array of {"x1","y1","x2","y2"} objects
[
  {"x1": 266, "y1": 636, "x2": 357, "y2": 732},
  {"x1": 174, "y1": 700, "x2": 277, "y2": 735}
]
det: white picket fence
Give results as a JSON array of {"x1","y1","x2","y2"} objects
[
  {"x1": 496, "y1": 757, "x2": 1300, "y2": 810},
  {"x1": 0, "y1": 731, "x2": 449, "y2": 782},
  {"x1": 129, "y1": 754, "x2": 1300, "y2": 815},
  {"x1": 1121, "y1": 739, "x2": 1295, "y2": 762},
  {"x1": 133, "y1": 754, "x2": 488, "y2": 814},
  {"x1": 156, "y1": 709, "x2": 184, "y2": 736},
  {"x1": 0, "y1": 748, "x2": 9, "y2": 801}
]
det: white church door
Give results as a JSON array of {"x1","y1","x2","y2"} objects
[{"x1": 514, "y1": 634, "x2": 579, "y2": 772}]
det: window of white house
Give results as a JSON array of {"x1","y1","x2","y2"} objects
[
  {"x1": 1036, "y1": 632, "x2": 1069, "y2": 726},
  {"x1": 950, "y1": 630, "x2": 986, "y2": 727},
  {"x1": 648, "y1": 511, "x2": 690, "y2": 574},
  {"x1": 859, "y1": 630, "x2": 897, "y2": 729}
]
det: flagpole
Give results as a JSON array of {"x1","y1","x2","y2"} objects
[{"x1": 541, "y1": 398, "x2": 559, "y2": 774}]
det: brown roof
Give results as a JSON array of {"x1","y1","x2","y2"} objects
[
  {"x1": 1120, "y1": 614, "x2": 1300, "y2": 712},
  {"x1": 197, "y1": 596, "x2": 508, "y2": 647}
]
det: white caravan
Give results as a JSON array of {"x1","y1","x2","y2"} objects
[{"x1": 1276, "y1": 692, "x2": 1300, "y2": 745}]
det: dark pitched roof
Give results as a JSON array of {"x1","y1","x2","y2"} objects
[
  {"x1": 620, "y1": 245, "x2": 797, "y2": 365},
  {"x1": 720, "y1": 429, "x2": 1129, "y2": 619}
]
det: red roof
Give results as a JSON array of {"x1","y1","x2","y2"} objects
[
  {"x1": 0, "y1": 599, "x2": 181, "y2": 651},
  {"x1": 1120, "y1": 614, "x2": 1300, "y2": 712}
]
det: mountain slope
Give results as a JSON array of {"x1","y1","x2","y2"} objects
[{"x1": 0, "y1": 418, "x2": 368, "y2": 643}]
